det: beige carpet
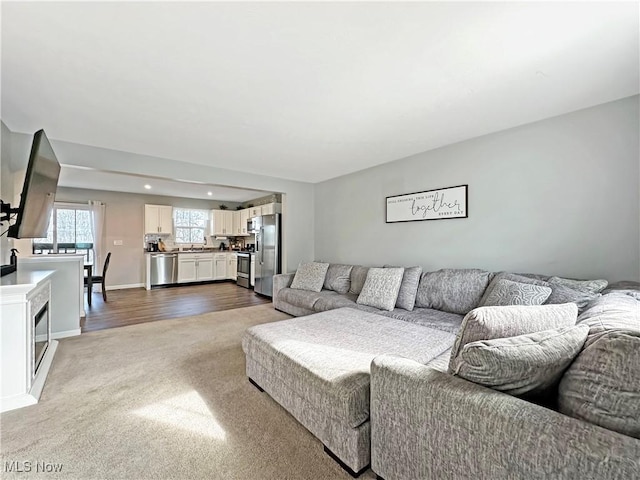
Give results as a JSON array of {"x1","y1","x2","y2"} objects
[{"x1": 1, "y1": 305, "x2": 376, "y2": 479}]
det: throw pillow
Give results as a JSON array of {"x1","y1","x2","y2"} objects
[
  {"x1": 544, "y1": 284, "x2": 599, "y2": 312},
  {"x1": 482, "y1": 278, "x2": 552, "y2": 306},
  {"x1": 323, "y1": 264, "x2": 353, "y2": 294},
  {"x1": 290, "y1": 262, "x2": 330, "y2": 292},
  {"x1": 453, "y1": 325, "x2": 589, "y2": 396},
  {"x1": 415, "y1": 268, "x2": 492, "y2": 315},
  {"x1": 349, "y1": 266, "x2": 370, "y2": 295},
  {"x1": 558, "y1": 329, "x2": 640, "y2": 439},
  {"x1": 548, "y1": 276, "x2": 608, "y2": 294},
  {"x1": 479, "y1": 272, "x2": 550, "y2": 307},
  {"x1": 356, "y1": 267, "x2": 405, "y2": 311},
  {"x1": 448, "y1": 303, "x2": 579, "y2": 374},
  {"x1": 385, "y1": 265, "x2": 423, "y2": 311}
]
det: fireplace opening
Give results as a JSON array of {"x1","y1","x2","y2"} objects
[{"x1": 33, "y1": 302, "x2": 49, "y2": 375}]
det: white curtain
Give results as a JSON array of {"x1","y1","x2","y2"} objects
[{"x1": 89, "y1": 201, "x2": 106, "y2": 273}]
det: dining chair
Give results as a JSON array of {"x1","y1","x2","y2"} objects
[{"x1": 85, "y1": 252, "x2": 112, "y2": 302}]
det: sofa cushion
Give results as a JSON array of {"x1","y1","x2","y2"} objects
[
  {"x1": 357, "y1": 267, "x2": 404, "y2": 311},
  {"x1": 290, "y1": 262, "x2": 329, "y2": 292},
  {"x1": 448, "y1": 303, "x2": 578, "y2": 374},
  {"x1": 349, "y1": 266, "x2": 370, "y2": 295},
  {"x1": 323, "y1": 264, "x2": 353, "y2": 294},
  {"x1": 482, "y1": 278, "x2": 552, "y2": 307},
  {"x1": 559, "y1": 329, "x2": 640, "y2": 439},
  {"x1": 479, "y1": 272, "x2": 550, "y2": 306},
  {"x1": 242, "y1": 308, "x2": 456, "y2": 429},
  {"x1": 548, "y1": 276, "x2": 608, "y2": 294},
  {"x1": 314, "y1": 292, "x2": 359, "y2": 312},
  {"x1": 278, "y1": 288, "x2": 326, "y2": 310},
  {"x1": 454, "y1": 325, "x2": 589, "y2": 396},
  {"x1": 575, "y1": 292, "x2": 640, "y2": 344},
  {"x1": 415, "y1": 268, "x2": 492, "y2": 315},
  {"x1": 380, "y1": 308, "x2": 463, "y2": 334}
]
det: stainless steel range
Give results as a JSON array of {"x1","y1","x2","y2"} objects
[{"x1": 236, "y1": 252, "x2": 251, "y2": 288}]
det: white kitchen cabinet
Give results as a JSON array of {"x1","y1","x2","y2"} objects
[
  {"x1": 196, "y1": 255, "x2": 214, "y2": 281},
  {"x1": 260, "y1": 203, "x2": 281, "y2": 215},
  {"x1": 228, "y1": 253, "x2": 237, "y2": 280},
  {"x1": 240, "y1": 209, "x2": 250, "y2": 236},
  {"x1": 211, "y1": 210, "x2": 234, "y2": 236},
  {"x1": 232, "y1": 211, "x2": 241, "y2": 236},
  {"x1": 248, "y1": 206, "x2": 261, "y2": 218},
  {"x1": 145, "y1": 205, "x2": 173, "y2": 234},
  {"x1": 213, "y1": 253, "x2": 227, "y2": 280},
  {"x1": 178, "y1": 253, "x2": 213, "y2": 283},
  {"x1": 177, "y1": 256, "x2": 197, "y2": 283}
]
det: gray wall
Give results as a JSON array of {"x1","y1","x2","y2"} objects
[
  {"x1": 1, "y1": 121, "x2": 16, "y2": 265},
  {"x1": 315, "y1": 96, "x2": 640, "y2": 283}
]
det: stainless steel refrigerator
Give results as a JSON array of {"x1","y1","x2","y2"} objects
[{"x1": 254, "y1": 214, "x2": 281, "y2": 297}]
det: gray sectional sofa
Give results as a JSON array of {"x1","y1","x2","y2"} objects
[{"x1": 242, "y1": 263, "x2": 640, "y2": 478}]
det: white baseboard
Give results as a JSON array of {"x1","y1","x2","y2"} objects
[{"x1": 52, "y1": 329, "x2": 81, "y2": 339}]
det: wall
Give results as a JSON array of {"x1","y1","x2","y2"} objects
[
  {"x1": 315, "y1": 96, "x2": 640, "y2": 283},
  {"x1": 6, "y1": 135, "x2": 316, "y2": 276},
  {"x1": 0, "y1": 122, "x2": 15, "y2": 266},
  {"x1": 54, "y1": 187, "x2": 245, "y2": 288}
]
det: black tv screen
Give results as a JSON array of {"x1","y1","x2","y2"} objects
[{"x1": 8, "y1": 130, "x2": 61, "y2": 238}]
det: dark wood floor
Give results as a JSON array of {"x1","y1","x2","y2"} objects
[{"x1": 82, "y1": 281, "x2": 271, "y2": 332}]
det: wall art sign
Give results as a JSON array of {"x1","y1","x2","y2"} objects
[{"x1": 386, "y1": 184, "x2": 468, "y2": 223}]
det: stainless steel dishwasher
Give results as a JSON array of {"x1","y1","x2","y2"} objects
[{"x1": 150, "y1": 253, "x2": 178, "y2": 287}]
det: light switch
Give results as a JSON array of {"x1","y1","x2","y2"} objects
[{"x1": 113, "y1": 240, "x2": 123, "y2": 246}]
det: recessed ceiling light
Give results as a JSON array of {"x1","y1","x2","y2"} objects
[
  {"x1": 207, "y1": 191, "x2": 212, "y2": 196},
  {"x1": 144, "y1": 184, "x2": 151, "y2": 190}
]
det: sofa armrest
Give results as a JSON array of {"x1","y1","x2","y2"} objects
[
  {"x1": 370, "y1": 355, "x2": 640, "y2": 480},
  {"x1": 273, "y1": 272, "x2": 295, "y2": 299}
]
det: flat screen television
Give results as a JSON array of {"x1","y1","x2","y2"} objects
[{"x1": 7, "y1": 129, "x2": 61, "y2": 238}]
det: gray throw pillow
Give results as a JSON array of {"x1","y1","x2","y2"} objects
[
  {"x1": 385, "y1": 265, "x2": 422, "y2": 311},
  {"x1": 323, "y1": 264, "x2": 353, "y2": 294},
  {"x1": 415, "y1": 268, "x2": 492, "y2": 314},
  {"x1": 544, "y1": 284, "x2": 599, "y2": 312},
  {"x1": 349, "y1": 266, "x2": 370, "y2": 295},
  {"x1": 356, "y1": 267, "x2": 405, "y2": 311},
  {"x1": 479, "y1": 272, "x2": 550, "y2": 306},
  {"x1": 454, "y1": 325, "x2": 589, "y2": 396},
  {"x1": 290, "y1": 262, "x2": 329, "y2": 292},
  {"x1": 549, "y1": 276, "x2": 608, "y2": 294},
  {"x1": 448, "y1": 303, "x2": 579, "y2": 374},
  {"x1": 482, "y1": 279, "x2": 552, "y2": 307},
  {"x1": 558, "y1": 329, "x2": 640, "y2": 439}
]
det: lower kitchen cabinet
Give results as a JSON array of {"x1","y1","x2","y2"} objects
[
  {"x1": 213, "y1": 254, "x2": 227, "y2": 280},
  {"x1": 228, "y1": 253, "x2": 237, "y2": 280},
  {"x1": 178, "y1": 254, "x2": 214, "y2": 283}
]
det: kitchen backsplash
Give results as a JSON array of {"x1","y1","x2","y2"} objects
[{"x1": 144, "y1": 233, "x2": 254, "y2": 250}]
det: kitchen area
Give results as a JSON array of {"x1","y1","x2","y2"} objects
[{"x1": 143, "y1": 199, "x2": 281, "y2": 297}]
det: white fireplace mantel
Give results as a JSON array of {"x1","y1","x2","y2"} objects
[{"x1": 1, "y1": 270, "x2": 58, "y2": 412}]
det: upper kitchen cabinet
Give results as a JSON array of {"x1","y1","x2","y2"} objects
[
  {"x1": 260, "y1": 203, "x2": 282, "y2": 215},
  {"x1": 145, "y1": 205, "x2": 173, "y2": 234},
  {"x1": 248, "y1": 206, "x2": 261, "y2": 218},
  {"x1": 211, "y1": 210, "x2": 234, "y2": 236},
  {"x1": 239, "y1": 209, "x2": 250, "y2": 236}
]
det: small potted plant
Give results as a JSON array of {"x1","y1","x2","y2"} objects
[{"x1": 219, "y1": 204, "x2": 228, "y2": 210}]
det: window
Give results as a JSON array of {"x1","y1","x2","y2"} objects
[
  {"x1": 174, "y1": 208, "x2": 208, "y2": 244},
  {"x1": 33, "y1": 204, "x2": 94, "y2": 261}
]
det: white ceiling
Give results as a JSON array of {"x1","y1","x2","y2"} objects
[
  {"x1": 59, "y1": 166, "x2": 270, "y2": 203},
  {"x1": 2, "y1": 2, "x2": 638, "y2": 186}
]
